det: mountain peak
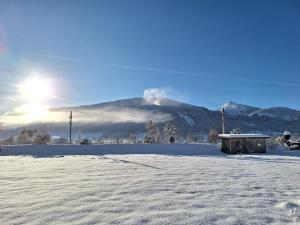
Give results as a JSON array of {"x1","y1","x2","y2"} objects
[
  {"x1": 221, "y1": 101, "x2": 260, "y2": 116},
  {"x1": 223, "y1": 101, "x2": 239, "y2": 108},
  {"x1": 143, "y1": 97, "x2": 184, "y2": 106}
]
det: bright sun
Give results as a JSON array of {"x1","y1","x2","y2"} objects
[
  {"x1": 16, "y1": 74, "x2": 56, "y2": 122},
  {"x1": 19, "y1": 75, "x2": 55, "y2": 101}
]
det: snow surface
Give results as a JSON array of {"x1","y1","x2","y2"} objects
[
  {"x1": 219, "y1": 134, "x2": 270, "y2": 138},
  {"x1": 0, "y1": 144, "x2": 300, "y2": 225}
]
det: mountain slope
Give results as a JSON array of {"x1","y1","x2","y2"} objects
[
  {"x1": 2, "y1": 98, "x2": 300, "y2": 138},
  {"x1": 249, "y1": 107, "x2": 300, "y2": 121},
  {"x1": 52, "y1": 97, "x2": 218, "y2": 136},
  {"x1": 221, "y1": 101, "x2": 300, "y2": 122}
]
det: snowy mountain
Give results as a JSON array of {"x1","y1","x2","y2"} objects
[
  {"x1": 1, "y1": 98, "x2": 300, "y2": 138},
  {"x1": 49, "y1": 97, "x2": 216, "y2": 137},
  {"x1": 249, "y1": 107, "x2": 300, "y2": 121},
  {"x1": 221, "y1": 101, "x2": 260, "y2": 116},
  {"x1": 221, "y1": 101, "x2": 300, "y2": 122}
]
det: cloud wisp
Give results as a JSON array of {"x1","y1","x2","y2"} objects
[
  {"x1": 112, "y1": 64, "x2": 300, "y2": 88},
  {"x1": 0, "y1": 107, "x2": 172, "y2": 128}
]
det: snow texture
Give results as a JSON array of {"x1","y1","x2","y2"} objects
[{"x1": 0, "y1": 144, "x2": 300, "y2": 225}]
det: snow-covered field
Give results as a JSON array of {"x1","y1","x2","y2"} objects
[{"x1": 0, "y1": 144, "x2": 299, "y2": 225}]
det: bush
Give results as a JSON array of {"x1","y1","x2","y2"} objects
[
  {"x1": 80, "y1": 138, "x2": 92, "y2": 145},
  {"x1": 33, "y1": 134, "x2": 50, "y2": 144},
  {"x1": 144, "y1": 135, "x2": 155, "y2": 144}
]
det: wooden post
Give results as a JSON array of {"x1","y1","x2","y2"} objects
[
  {"x1": 221, "y1": 107, "x2": 225, "y2": 134},
  {"x1": 69, "y1": 111, "x2": 72, "y2": 144}
]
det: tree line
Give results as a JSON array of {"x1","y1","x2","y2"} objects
[{"x1": 0, "y1": 121, "x2": 221, "y2": 145}]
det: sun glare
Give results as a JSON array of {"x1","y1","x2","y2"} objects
[
  {"x1": 19, "y1": 75, "x2": 55, "y2": 101},
  {"x1": 14, "y1": 73, "x2": 58, "y2": 123},
  {"x1": 15, "y1": 103, "x2": 50, "y2": 123}
]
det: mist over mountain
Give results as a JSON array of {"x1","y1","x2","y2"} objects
[{"x1": 1, "y1": 97, "x2": 300, "y2": 139}]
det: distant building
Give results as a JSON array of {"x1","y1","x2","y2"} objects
[{"x1": 218, "y1": 134, "x2": 270, "y2": 154}]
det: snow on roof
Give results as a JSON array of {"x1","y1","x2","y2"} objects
[{"x1": 218, "y1": 134, "x2": 270, "y2": 138}]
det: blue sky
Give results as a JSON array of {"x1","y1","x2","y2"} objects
[{"x1": 0, "y1": 0, "x2": 299, "y2": 110}]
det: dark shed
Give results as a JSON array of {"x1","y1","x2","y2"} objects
[{"x1": 218, "y1": 134, "x2": 270, "y2": 154}]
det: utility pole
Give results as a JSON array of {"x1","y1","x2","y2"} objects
[
  {"x1": 69, "y1": 111, "x2": 72, "y2": 144},
  {"x1": 221, "y1": 107, "x2": 225, "y2": 134}
]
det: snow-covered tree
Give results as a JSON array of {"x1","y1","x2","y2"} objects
[
  {"x1": 144, "y1": 120, "x2": 160, "y2": 143},
  {"x1": 163, "y1": 122, "x2": 177, "y2": 143},
  {"x1": 17, "y1": 129, "x2": 36, "y2": 144},
  {"x1": 129, "y1": 132, "x2": 137, "y2": 144}
]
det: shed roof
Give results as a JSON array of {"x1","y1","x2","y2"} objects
[{"x1": 218, "y1": 134, "x2": 270, "y2": 138}]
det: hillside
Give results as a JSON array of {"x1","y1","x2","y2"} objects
[{"x1": 2, "y1": 97, "x2": 300, "y2": 138}]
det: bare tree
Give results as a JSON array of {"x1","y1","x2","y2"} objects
[
  {"x1": 144, "y1": 120, "x2": 160, "y2": 143},
  {"x1": 33, "y1": 124, "x2": 50, "y2": 144},
  {"x1": 33, "y1": 134, "x2": 50, "y2": 144},
  {"x1": 208, "y1": 129, "x2": 219, "y2": 144}
]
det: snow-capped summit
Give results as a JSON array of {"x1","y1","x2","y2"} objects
[{"x1": 221, "y1": 101, "x2": 260, "y2": 116}]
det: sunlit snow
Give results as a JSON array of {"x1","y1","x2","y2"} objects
[{"x1": 0, "y1": 144, "x2": 299, "y2": 225}]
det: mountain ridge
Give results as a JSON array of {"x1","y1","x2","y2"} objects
[{"x1": 2, "y1": 97, "x2": 300, "y2": 138}]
